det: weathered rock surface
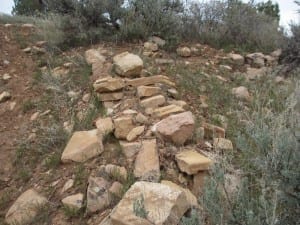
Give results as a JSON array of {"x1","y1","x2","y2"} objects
[
  {"x1": 95, "y1": 117, "x2": 114, "y2": 135},
  {"x1": 176, "y1": 150, "x2": 212, "y2": 175},
  {"x1": 61, "y1": 129, "x2": 103, "y2": 163},
  {"x1": 126, "y1": 75, "x2": 175, "y2": 87},
  {"x1": 202, "y1": 122, "x2": 225, "y2": 139},
  {"x1": 109, "y1": 181, "x2": 190, "y2": 225},
  {"x1": 153, "y1": 111, "x2": 195, "y2": 145},
  {"x1": 86, "y1": 177, "x2": 110, "y2": 213},
  {"x1": 62, "y1": 193, "x2": 84, "y2": 210},
  {"x1": 127, "y1": 126, "x2": 145, "y2": 141},
  {"x1": 134, "y1": 139, "x2": 160, "y2": 182},
  {"x1": 113, "y1": 52, "x2": 143, "y2": 77},
  {"x1": 140, "y1": 95, "x2": 166, "y2": 109},
  {"x1": 114, "y1": 116, "x2": 135, "y2": 139},
  {"x1": 5, "y1": 189, "x2": 47, "y2": 225},
  {"x1": 120, "y1": 141, "x2": 142, "y2": 160},
  {"x1": 93, "y1": 77, "x2": 125, "y2": 93},
  {"x1": 161, "y1": 180, "x2": 198, "y2": 207},
  {"x1": 144, "y1": 42, "x2": 159, "y2": 52},
  {"x1": 153, "y1": 104, "x2": 185, "y2": 118},
  {"x1": 137, "y1": 85, "x2": 161, "y2": 98},
  {"x1": 97, "y1": 92, "x2": 124, "y2": 101},
  {"x1": 246, "y1": 52, "x2": 265, "y2": 68}
]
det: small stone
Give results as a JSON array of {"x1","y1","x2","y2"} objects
[
  {"x1": 140, "y1": 95, "x2": 166, "y2": 109},
  {"x1": 219, "y1": 65, "x2": 232, "y2": 71},
  {"x1": 93, "y1": 77, "x2": 125, "y2": 93},
  {"x1": 30, "y1": 112, "x2": 40, "y2": 121},
  {"x1": 5, "y1": 189, "x2": 47, "y2": 225},
  {"x1": 149, "y1": 36, "x2": 166, "y2": 46},
  {"x1": 82, "y1": 93, "x2": 91, "y2": 102},
  {"x1": 275, "y1": 76, "x2": 285, "y2": 84},
  {"x1": 114, "y1": 116, "x2": 135, "y2": 139},
  {"x1": 126, "y1": 126, "x2": 145, "y2": 142},
  {"x1": 61, "y1": 179, "x2": 74, "y2": 193},
  {"x1": 95, "y1": 117, "x2": 114, "y2": 135},
  {"x1": 0, "y1": 91, "x2": 11, "y2": 103},
  {"x1": 228, "y1": 53, "x2": 244, "y2": 66},
  {"x1": 137, "y1": 85, "x2": 161, "y2": 98},
  {"x1": 168, "y1": 100, "x2": 188, "y2": 110},
  {"x1": 62, "y1": 193, "x2": 84, "y2": 210},
  {"x1": 120, "y1": 141, "x2": 142, "y2": 160},
  {"x1": 9, "y1": 101, "x2": 16, "y2": 111},
  {"x1": 97, "y1": 92, "x2": 124, "y2": 101},
  {"x1": 67, "y1": 91, "x2": 80, "y2": 99},
  {"x1": 135, "y1": 113, "x2": 148, "y2": 124},
  {"x1": 176, "y1": 150, "x2": 212, "y2": 175},
  {"x1": 2, "y1": 73, "x2": 11, "y2": 81},
  {"x1": 85, "y1": 49, "x2": 106, "y2": 65},
  {"x1": 167, "y1": 88, "x2": 179, "y2": 99},
  {"x1": 134, "y1": 139, "x2": 160, "y2": 182},
  {"x1": 177, "y1": 47, "x2": 191, "y2": 57},
  {"x1": 152, "y1": 104, "x2": 185, "y2": 118},
  {"x1": 86, "y1": 177, "x2": 110, "y2": 213},
  {"x1": 23, "y1": 47, "x2": 31, "y2": 53},
  {"x1": 126, "y1": 75, "x2": 175, "y2": 87},
  {"x1": 109, "y1": 182, "x2": 123, "y2": 197},
  {"x1": 213, "y1": 138, "x2": 233, "y2": 151}
]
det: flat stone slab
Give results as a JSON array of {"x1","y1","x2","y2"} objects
[
  {"x1": 175, "y1": 150, "x2": 212, "y2": 175},
  {"x1": 61, "y1": 129, "x2": 103, "y2": 163}
]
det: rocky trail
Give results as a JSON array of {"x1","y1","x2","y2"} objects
[{"x1": 0, "y1": 24, "x2": 287, "y2": 225}]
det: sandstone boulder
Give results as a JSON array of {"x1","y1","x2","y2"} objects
[
  {"x1": 153, "y1": 104, "x2": 185, "y2": 118},
  {"x1": 95, "y1": 117, "x2": 114, "y2": 135},
  {"x1": 109, "y1": 181, "x2": 190, "y2": 225},
  {"x1": 120, "y1": 141, "x2": 142, "y2": 160},
  {"x1": 202, "y1": 122, "x2": 225, "y2": 139},
  {"x1": 85, "y1": 49, "x2": 106, "y2": 65},
  {"x1": 61, "y1": 129, "x2": 103, "y2": 163},
  {"x1": 5, "y1": 189, "x2": 47, "y2": 225},
  {"x1": 127, "y1": 126, "x2": 145, "y2": 142},
  {"x1": 113, "y1": 52, "x2": 143, "y2": 77},
  {"x1": 176, "y1": 150, "x2": 212, "y2": 175},
  {"x1": 246, "y1": 52, "x2": 265, "y2": 68},
  {"x1": 152, "y1": 111, "x2": 195, "y2": 145},
  {"x1": 126, "y1": 75, "x2": 175, "y2": 87},
  {"x1": 232, "y1": 86, "x2": 250, "y2": 101},
  {"x1": 228, "y1": 53, "x2": 244, "y2": 66},
  {"x1": 97, "y1": 92, "x2": 124, "y2": 101},
  {"x1": 213, "y1": 138, "x2": 233, "y2": 151},
  {"x1": 144, "y1": 42, "x2": 159, "y2": 52}
]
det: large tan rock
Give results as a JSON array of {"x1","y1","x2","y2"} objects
[
  {"x1": 5, "y1": 189, "x2": 48, "y2": 225},
  {"x1": 153, "y1": 104, "x2": 185, "y2": 118},
  {"x1": 175, "y1": 150, "x2": 212, "y2": 175},
  {"x1": 93, "y1": 77, "x2": 125, "y2": 93},
  {"x1": 126, "y1": 75, "x2": 175, "y2": 87},
  {"x1": 114, "y1": 116, "x2": 135, "y2": 139},
  {"x1": 85, "y1": 49, "x2": 106, "y2": 65},
  {"x1": 61, "y1": 129, "x2": 103, "y2": 163},
  {"x1": 127, "y1": 126, "x2": 145, "y2": 141},
  {"x1": 110, "y1": 181, "x2": 190, "y2": 225},
  {"x1": 62, "y1": 193, "x2": 84, "y2": 210},
  {"x1": 113, "y1": 52, "x2": 143, "y2": 77},
  {"x1": 95, "y1": 117, "x2": 114, "y2": 135},
  {"x1": 97, "y1": 92, "x2": 124, "y2": 101},
  {"x1": 161, "y1": 180, "x2": 198, "y2": 207},
  {"x1": 177, "y1": 47, "x2": 191, "y2": 57},
  {"x1": 152, "y1": 111, "x2": 195, "y2": 145},
  {"x1": 168, "y1": 100, "x2": 188, "y2": 110},
  {"x1": 140, "y1": 95, "x2": 166, "y2": 109},
  {"x1": 134, "y1": 139, "x2": 160, "y2": 182},
  {"x1": 137, "y1": 85, "x2": 161, "y2": 98},
  {"x1": 245, "y1": 52, "x2": 265, "y2": 68}
]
